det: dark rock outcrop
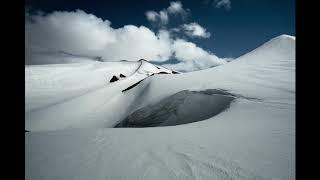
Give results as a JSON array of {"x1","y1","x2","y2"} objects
[
  {"x1": 122, "y1": 78, "x2": 146, "y2": 92},
  {"x1": 120, "y1": 73, "x2": 126, "y2": 78},
  {"x1": 158, "y1": 72, "x2": 169, "y2": 74},
  {"x1": 110, "y1": 76, "x2": 119, "y2": 82},
  {"x1": 94, "y1": 56, "x2": 103, "y2": 62}
]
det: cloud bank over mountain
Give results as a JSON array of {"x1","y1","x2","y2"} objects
[{"x1": 25, "y1": 1, "x2": 227, "y2": 71}]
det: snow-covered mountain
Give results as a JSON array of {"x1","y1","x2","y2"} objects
[
  {"x1": 237, "y1": 34, "x2": 295, "y2": 62},
  {"x1": 26, "y1": 59, "x2": 175, "y2": 130},
  {"x1": 25, "y1": 34, "x2": 295, "y2": 180}
]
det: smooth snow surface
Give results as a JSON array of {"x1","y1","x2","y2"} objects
[{"x1": 26, "y1": 35, "x2": 295, "y2": 180}]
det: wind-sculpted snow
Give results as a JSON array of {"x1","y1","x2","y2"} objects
[
  {"x1": 26, "y1": 128, "x2": 268, "y2": 180},
  {"x1": 25, "y1": 35, "x2": 295, "y2": 180},
  {"x1": 25, "y1": 60, "x2": 175, "y2": 131},
  {"x1": 115, "y1": 89, "x2": 237, "y2": 127}
]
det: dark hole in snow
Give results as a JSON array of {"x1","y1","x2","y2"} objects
[
  {"x1": 120, "y1": 73, "x2": 126, "y2": 78},
  {"x1": 122, "y1": 78, "x2": 147, "y2": 92},
  {"x1": 156, "y1": 67, "x2": 160, "y2": 69},
  {"x1": 109, "y1": 76, "x2": 119, "y2": 82},
  {"x1": 115, "y1": 89, "x2": 237, "y2": 128},
  {"x1": 120, "y1": 60, "x2": 128, "y2": 61},
  {"x1": 172, "y1": 71, "x2": 179, "y2": 74}
]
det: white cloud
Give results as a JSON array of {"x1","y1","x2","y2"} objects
[
  {"x1": 145, "y1": 1, "x2": 210, "y2": 39},
  {"x1": 145, "y1": 10, "x2": 169, "y2": 25},
  {"x1": 214, "y1": 0, "x2": 231, "y2": 11},
  {"x1": 172, "y1": 39, "x2": 225, "y2": 65},
  {"x1": 162, "y1": 39, "x2": 226, "y2": 71},
  {"x1": 182, "y1": 22, "x2": 211, "y2": 38},
  {"x1": 159, "y1": 10, "x2": 169, "y2": 24},
  {"x1": 145, "y1": 11, "x2": 157, "y2": 22},
  {"x1": 26, "y1": 10, "x2": 172, "y2": 63},
  {"x1": 145, "y1": 1, "x2": 187, "y2": 25},
  {"x1": 26, "y1": 9, "x2": 226, "y2": 71},
  {"x1": 109, "y1": 26, "x2": 173, "y2": 61},
  {"x1": 26, "y1": 10, "x2": 116, "y2": 53},
  {"x1": 167, "y1": 1, "x2": 184, "y2": 14},
  {"x1": 170, "y1": 27, "x2": 181, "y2": 32}
]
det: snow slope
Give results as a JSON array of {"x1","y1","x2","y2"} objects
[
  {"x1": 26, "y1": 59, "x2": 173, "y2": 130},
  {"x1": 25, "y1": 35, "x2": 295, "y2": 180}
]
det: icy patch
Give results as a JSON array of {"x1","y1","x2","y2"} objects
[{"x1": 115, "y1": 89, "x2": 245, "y2": 128}]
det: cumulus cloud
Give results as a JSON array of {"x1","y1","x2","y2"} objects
[
  {"x1": 214, "y1": 0, "x2": 231, "y2": 11},
  {"x1": 159, "y1": 11, "x2": 169, "y2": 24},
  {"x1": 145, "y1": 1, "x2": 211, "y2": 39},
  {"x1": 145, "y1": 10, "x2": 169, "y2": 25},
  {"x1": 182, "y1": 22, "x2": 211, "y2": 38},
  {"x1": 162, "y1": 39, "x2": 226, "y2": 72},
  {"x1": 145, "y1": 11, "x2": 157, "y2": 22},
  {"x1": 145, "y1": 1, "x2": 187, "y2": 26},
  {"x1": 167, "y1": 1, "x2": 185, "y2": 14},
  {"x1": 26, "y1": 10, "x2": 116, "y2": 53},
  {"x1": 26, "y1": 9, "x2": 226, "y2": 71},
  {"x1": 26, "y1": 10, "x2": 173, "y2": 63}
]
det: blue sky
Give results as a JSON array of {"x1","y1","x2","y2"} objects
[{"x1": 26, "y1": 0, "x2": 295, "y2": 58}]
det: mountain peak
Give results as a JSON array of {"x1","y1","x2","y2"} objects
[
  {"x1": 265, "y1": 34, "x2": 295, "y2": 46},
  {"x1": 263, "y1": 34, "x2": 295, "y2": 47},
  {"x1": 235, "y1": 34, "x2": 295, "y2": 61},
  {"x1": 276, "y1": 34, "x2": 295, "y2": 40}
]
